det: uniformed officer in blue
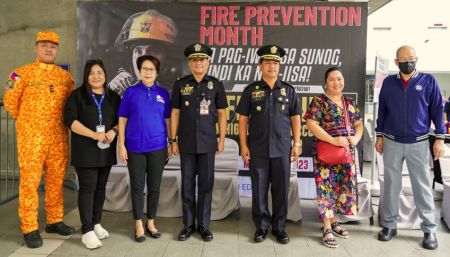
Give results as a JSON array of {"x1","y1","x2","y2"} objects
[
  {"x1": 170, "y1": 43, "x2": 228, "y2": 242},
  {"x1": 237, "y1": 45, "x2": 302, "y2": 244}
]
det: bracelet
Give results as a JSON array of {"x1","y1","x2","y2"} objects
[
  {"x1": 294, "y1": 142, "x2": 302, "y2": 147},
  {"x1": 112, "y1": 127, "x2": 119, "y2": 135},
  {"x1": 168, "y1": 138, "x2": 177, "y2": 144}
]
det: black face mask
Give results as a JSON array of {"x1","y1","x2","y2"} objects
[{"x1": 398, "y1": 61, "x2": 416, "y2": 74}]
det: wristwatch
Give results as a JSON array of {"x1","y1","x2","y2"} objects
[
  {"x1": 111, "y1": 127, "x2": 119, "y2": 135},
  {"x1": 294, "y1": 141, "x2": 302, "y2": 147},
  {"x1": 168, "y1": 138, "x2": 177, "y2": 144}
]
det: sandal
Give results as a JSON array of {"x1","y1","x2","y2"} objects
[
  {"x1": 323, "y1": 229, "x2": 338, "y2": 248},
  {"x1": 331, "y1": 221, "x2": 349, "y2": 239}
]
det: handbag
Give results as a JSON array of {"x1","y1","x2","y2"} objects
[{"x1": 316, "y1": 98, "x2": 352, "y2": 165}]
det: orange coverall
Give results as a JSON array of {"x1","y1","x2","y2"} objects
[{"x1": 3, "y1": 60, "x2": 74, "y2": 234}]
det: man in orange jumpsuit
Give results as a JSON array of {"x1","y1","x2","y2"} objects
[{"x1": 3, "y1": 31, "x2": 75, "y2": 248}]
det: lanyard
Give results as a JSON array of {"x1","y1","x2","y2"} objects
[{"x1": 91, "y1": 92, "x2": 105, "y2": 125}]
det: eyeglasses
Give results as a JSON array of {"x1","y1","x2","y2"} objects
[
  {"x1": 141, "y1": 67, "x2": 156, "y2": 73},
  {"x1": 396, "y1": 57, "x2": 417, "y2": 62}
]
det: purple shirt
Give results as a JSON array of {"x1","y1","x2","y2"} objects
[{"x1": 118, "y1": 82, "x2": 170, "y2": 153}]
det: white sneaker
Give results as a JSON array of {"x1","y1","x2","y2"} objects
[
  {"x1": 81, "y1": 231, "x2": 102, "y2": 249},
  {"x1": 94, "y1": 224, "x2": 109, "y2": 239}
]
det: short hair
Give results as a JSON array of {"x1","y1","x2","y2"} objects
[
  {"x1": 324, "y1": 67, "x2": 342, "y2": 82},
  {"x1": 136, "y1": 55, "x2": 160, "y2": 74}
]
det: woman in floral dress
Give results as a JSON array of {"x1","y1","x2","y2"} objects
[{"x1": 304, "y1": 67, "x2": 363, "y2": 248}]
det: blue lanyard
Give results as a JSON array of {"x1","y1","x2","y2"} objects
[{"x1": 91, "y1": 92, "x2": 105, "y2": 125}]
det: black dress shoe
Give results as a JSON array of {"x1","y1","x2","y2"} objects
[
  {"x1": 378, "y1": 227, "x2": 397, "y2": 241},
  {"x1": 23, "y1": 230, "x2": 43, "y2": 248},
  {"x1": 272, "y1": 230, "x2": 290, "y2": 244},
  {"x1": 145, "y1": 226, "x2": 161, "y2": 239},
  {"x1": 45, "y1": 222, "x2": 75, "y2": 236},
  {"x1": 178, "y1": 225, "x2": 196, "y2": 241},
  {"x1": 422, "y1": 233, "x2": 438, "y2": 250},
  {"x1": 198, "y1": 226, "x2": 213, "y2": 242},
  {"x1": 253, "y1": 229, "x2": 268, "y2": 242}
]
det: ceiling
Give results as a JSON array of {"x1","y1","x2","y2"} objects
[{"x1": 367, "y1": 0, "x2": 392, "y2": 15}]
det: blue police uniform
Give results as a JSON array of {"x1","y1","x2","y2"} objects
[
  {"x1": 237, "y1": 79, "x2": 301, "y2": 232},
  {"x1": 171, "y1": 69, "x2": 228, "y2": 230},
  {"x1": 236, "y1": 45, "x2": 301, "y2": 241}
]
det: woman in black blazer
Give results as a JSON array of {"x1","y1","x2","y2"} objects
[{"x1": 63, "y1": 60, "x2": 121, "y2": 249}]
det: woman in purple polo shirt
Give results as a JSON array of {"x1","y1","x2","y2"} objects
[{"x1": 117, "y1": 55, "x2": 172, "y2": 242}]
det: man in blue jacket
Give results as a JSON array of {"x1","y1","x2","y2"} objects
[{"x1": 375, "y1": 45, "x2": 445, "y2": 250}]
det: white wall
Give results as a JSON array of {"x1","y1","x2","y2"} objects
[{"x1": 366, "y1": 0, "x2": 450, "y2": 94}]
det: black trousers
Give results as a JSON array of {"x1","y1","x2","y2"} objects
[
  {"x1": 250, "y1": 156, "x2": 290, "y2": 232},
  {"x1": 75, "y1": 166, "x2": 111, "y2": 234},
  {"x1": 127, "y1": 148, "x2": 167, "y2": 220},
  {"x1": 180, "y1": 152, "x2": 215, "y2": 228},
  {"x1": 429, "y1": 135, "x2": 450, "y2": 185}
]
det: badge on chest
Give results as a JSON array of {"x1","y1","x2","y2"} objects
[
  {"x1": 200, "y1": 98, "x2": 210, "y2": 115},
  {"x1": 252, "y1": 90, "x2": 265, "y2": 101},
  {"x1": 181, "y1": 84, "x2": 194, "y2": 95}
]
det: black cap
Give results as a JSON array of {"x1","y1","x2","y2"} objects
[
  {"x1": 184, "y1": 43, "x2": 212, "y2": 59},
  {"x1": 257, "y1": 44, "x2": 286, "y2": 62}
]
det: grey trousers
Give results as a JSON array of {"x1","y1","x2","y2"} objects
[{"x1": 381, "y1": 137, "x2": 436, "y2": 233}]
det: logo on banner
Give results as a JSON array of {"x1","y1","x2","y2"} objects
[{"x1": 140, "y1": 22, "x2": 151, "y2": 33}]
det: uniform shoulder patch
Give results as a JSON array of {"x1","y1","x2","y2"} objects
[{"x1": 5, "y1": 72, "x2": 20, "y2": 89}]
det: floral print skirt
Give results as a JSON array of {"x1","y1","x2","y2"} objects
[{"x1": 313, "y1": 150, "x2": 358, "y2": 220}]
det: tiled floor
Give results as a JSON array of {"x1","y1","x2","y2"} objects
[{"x1": 1, "y1": 177, "x2": 449, "y2": 257}]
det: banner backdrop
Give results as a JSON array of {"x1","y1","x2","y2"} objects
[{"x1": 77, "y1": 1, "x2": 367, "y2": 197}]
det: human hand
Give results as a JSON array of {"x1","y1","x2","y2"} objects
[
  {"x1": 92, "y1": 132, "x2": 107, "y2": 142},
  {"x1": 216, "y1": 140, "x2": 225, "y2": 154},
  {"x1": 347, "y1": 136, "x2": 360, "y2": 147},
  {"x1": 171, "y1": 142, "x2": 179, "y2": 155},
  {"x1": 433, "y1": 140, "x2": 445, "y2": 160},
  {"x1": 108, "y1": 70, "x2": 134, "y2": 95},
  {"x1": 332, "y1": 137, "x2": 349, "y2": 147},
  {"x1": 104, "y1": 130, "x2": 116, "y2": 144},
  {"x1": 119, "y1": 144, "x2": 128, "y2": 164},
  {"x1": 167, "y1": 146, "x2": 173, "y2": 161},
  {"x1": 240, "y1": 145, "x2": 250, "y2": 166},
  {"x1": 375, "y1": 137, "x2": 383, "y2": 154},
  {"x1": 290, "y1": 145, "x2": 301, "y2": 162}
]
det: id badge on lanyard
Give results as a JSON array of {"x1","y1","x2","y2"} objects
[
  {"x1": 200, "y1": 98, "x2": 210, "y2": 115},
  {"x1": 96, "y1": 125, "x2": 105, "y2": 133},
  {"x1": 92, "y1": 92, "x2": 105, "y2": 126},
  {"x1": 92, "y1": 92, "x2": 109, "y2": 149}
]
